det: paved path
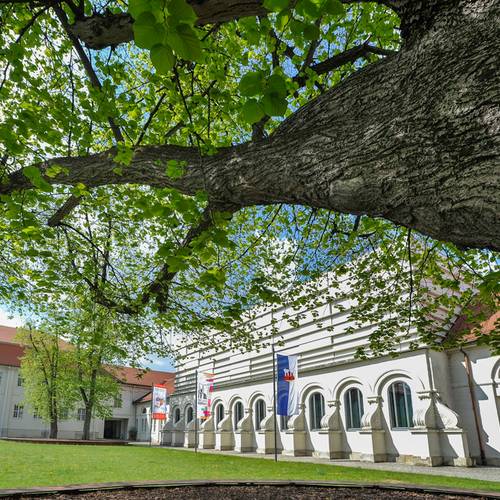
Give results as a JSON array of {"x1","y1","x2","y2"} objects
[{"x1": 152, "y1": 445, "x2": 500, "y2": 482}]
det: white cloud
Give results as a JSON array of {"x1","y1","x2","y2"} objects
[{"x1": 0, "y1": 308, "x2": 23, "y2": 327}]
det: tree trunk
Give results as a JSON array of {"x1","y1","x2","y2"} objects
[
  {"x1": 49, "y1": 419, "x2": 58, "y2": 439},
  {"x1": 2, "y1": 0, "x2": 498, "y2": 251},
  {"x1": 82, "y1": 403, "x2": 92, "y2": 440}
]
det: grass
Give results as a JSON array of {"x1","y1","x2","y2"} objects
[{"x1": 1, "y1": 440, "x2": 499, "y2": 492}]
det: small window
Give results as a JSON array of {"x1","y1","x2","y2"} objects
[
  {"x1": 13, "y1": 404, "x2": 23, "y2": 419},
  {"x1": 174, "y1": 407, "x2": 181, "y2": 423},
  {"x1": 77, "y1": 408, "x2": 86, "y2": 421},
  {"x1": 17, "y1": 374, "x2": 23, "y2": 387},
  {"x1": 186, "y1": 406, "x2": 194, "y2": 423},
  {"x1": 388, "y1": 381, "x2": 414, "y2": 429},
  {"x1": 113, "y1": 395, "x2": 122, "y2": 408},
  {"x1": 59, "y1": 408, "x2": 69, "y2": 419},
  {"x1": 254, "y1": 399, "x2": 266, "y2": 430},
  {"x1": 215, "y1": 404, "x2": 224, "y2": 426},
  {"x1": 0, "y1": 372, "x2": 3, "y2": 385},
  {"x1": 309, "y1": 392, "x2": 325, "y2": 430},
  {"x1": 33, "y1": 408, "x2": 42, "y2": 419},
  {"x1": 345, "y1": 388, "x2": 364, "y2": 430},
  {"x1": 233, "y1": 401, "x2": 244, "y2": 428},
  {"x1": 280, "y1": 415, "x2": 289, "y2": 431}
]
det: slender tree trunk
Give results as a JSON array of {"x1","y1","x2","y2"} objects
[
  {"x1": 82, "y1": 403, "x2": 92, "y2": 440},
  {"x1": 49, "y1": 419, "x2": 58, "y2": 439}
]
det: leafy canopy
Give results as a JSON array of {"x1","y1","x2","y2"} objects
[{"x1": 0, "y1": 0, "x2": 497, "y2": 359}]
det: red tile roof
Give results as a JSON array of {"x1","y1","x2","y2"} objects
[
  {"x1": 0, "y1": 325, "x2": 19, "y2": 344},
  {"x1": 448, "y1": 307, "x2": 499, "y2": 342},
  {"x1": 0, "y1": 325, "x2": 175, "y2": 392},
  {"x1": 133, "y1": 392, "x2": 153, "y2": 404},
  {"x1": 0, "y1": 341, "x2": 24, "y2": 367},
  {"x1": 107, "y1": 366, "x2": 175, "y2": 392}
]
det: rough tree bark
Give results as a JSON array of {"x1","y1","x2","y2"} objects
[{"x1": 1, "y1": 0, "x2": 499, "y2": 250}]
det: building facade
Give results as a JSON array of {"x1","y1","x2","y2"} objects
[
  {"x1": 164, "y1": 285, "x2": 500, "y2": 467},
  {"x1": 0, "y1": 325, "x2": 174, "y2": 442}
]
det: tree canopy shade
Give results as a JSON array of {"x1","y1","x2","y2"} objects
[{"x1": 0, "y1": 0, "x2": 498, "y2": 356}]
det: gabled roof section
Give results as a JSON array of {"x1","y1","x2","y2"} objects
[
  {"x1": 448, "y1": 310, "x2": 499, "y2": 342},
  {"x1": 0, "y1": 341, "x2": 24, "y2": 367},
  {"x1": 0, "y1": 325, "x2": 19, "y2": 344},
  {"x1": 106, "y1": 365, "x2": 175, "y2": 392}
]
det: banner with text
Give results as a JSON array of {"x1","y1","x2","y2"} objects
[
  {"x1": 277, "y1": 354, "x2": 299, "y2": 416},
  {"x1": 197, "y1": 372, "x2": 214, "y2": 419},
  {"x1": 152, "y1": 384, "x2": 168, "y2": 420}
]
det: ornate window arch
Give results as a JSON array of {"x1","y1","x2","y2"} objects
[
  {"x1": 185, "y1": 405, "x2": 194, "y2": 423},
  {"x1": 233, "y1": 400, "x2": 244, "y2": 428},
  {"x1": 215, "y1": 402, "x2": 225, "y2": 427},
  {"x1": 344, "y1": 387, "x2": 364, "y2": 430},
  {"x1": 254, "y1": 398, "x2": 266, "y2": 430},
  {"x1": 174, "y1": 407, "x2": 181, "y2": 423},
  {"x1": 388, "y1": 381, "x2": 414, "y2": 429},
  {"x1": 308, "y1": 392, "x2": 325, "y2": 431}
]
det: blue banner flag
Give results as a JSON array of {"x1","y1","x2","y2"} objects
[{"x1": 276, "y1": 353, "x2": 299, "y2": 416}]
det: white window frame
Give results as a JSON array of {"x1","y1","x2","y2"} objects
[
  {"x1": 254, "y1": 399, "x2": 266, "y2": 430},
  {"x1": 309, "y1": 392, "x2": 325, "y2": 431},
  {"x1": 13, "y1": 404, "x2": 23, "y2": 419}
]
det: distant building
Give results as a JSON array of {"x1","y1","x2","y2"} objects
[
  {"x1": 0, "y1": 325, "x2": 175, "y2": 442},
  {"x1": 165, "y1": 282, "x2": 500, "y2": 467}
]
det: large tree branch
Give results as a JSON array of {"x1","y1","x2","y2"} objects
[
  {"x1": 1, "y1": 2, "x2": 498, "y2": 251},
  {"x1": 0, "y1": 0, "x2": 392, "y2": 49}
]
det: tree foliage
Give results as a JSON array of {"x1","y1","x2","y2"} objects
[
  {"x1": 17, "y1": 325, "x2": 78, "y2": 438},
  {"x1": 0, "y1": 0, "x2": 498, "y2": 359}
]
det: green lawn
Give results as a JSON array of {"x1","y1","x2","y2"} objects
[{"x1": 1, "y1": 440, "x2": 499, "y2": 492}]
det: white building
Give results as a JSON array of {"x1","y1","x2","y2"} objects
[
  {"x1": 0, "y1": 325, "x2": 174, "y2": 442},
  {"x1": 164, "y1": 283, "x2": 500, "y2": 467}
]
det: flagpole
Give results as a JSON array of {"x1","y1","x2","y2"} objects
[
  {"x1": 149, "y1": 384, "x2": 153, "y2": 447},
  {"x1": 272, "y1": 343, "x2": 278, "y2": 462},
  {"x1": 194, "y1": 368, "x2": 198, "y2": 453}
]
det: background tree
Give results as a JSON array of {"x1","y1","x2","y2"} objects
[
  {"x1": 17, "y1": 325, "x2": 78, "y2": 439},
  {"x1": 64, "y1": 298, "x2": 150, "y2": 440}
]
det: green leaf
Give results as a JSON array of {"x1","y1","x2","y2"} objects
[
  {"x1": 128, "y1": 0, "x2": 151, "y2": 19},
  {"x1": 261, "y1": 92, "x2": 288, "y2": 116},
  {"x1": 150, "y1": 44, "x2": 175, "y2": 74},
  {"x1": 266, "y1": 74, "x2": 287, "y2": 97},
  {"x1": 133, "y1": 13, "x2": 165, "y2": 50},
  {"x1": 22, "y1": 166, "x2": 52, "y2": 192},
  {"x1": 165, "y1": 159, "x2": 186, "y2": 179},
  {"x1": 168, "y1": 0, "x2": 197, "y2": 24},
  {"x1": 167, "y1": 23, "x2": 203, "y2": 61},
  {"x1": 45, "y1": 164, "x2": 67, "y2": 178},
  {"x1": 263, "y1": 0, "x2": 289, "y2": 12},
  {"x1": 241, "y1": 99, "x2": 265, "y2": 123},
  {"x1": 295, "y1": 0, "x2": 320, "y2": 18},
  {"x1": 239, "y1": 71, "x2": 265, "y2": 97},
  {"x1": 323, "y1": 0, "x2": 344, "y2": 15},
  {"x1": 303, "y1": 23, "x2": 320, "y2": 41},
  {"x1": 114, "y1": 143, "x2": 134, "y2": 166}
]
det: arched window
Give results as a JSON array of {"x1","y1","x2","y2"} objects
[
  {"x1": 215, "y1": 403, "x2": 225, "y2": 426},
  {"x1": 344, "y1": 388, "x2": 364, "y2": 430},
  {"x1": 388, "y1": 381, "x2": 414, "y2": 428},
  {"x1": 174, "y1": 407, "x2": 181, "y2": 423},
  {"x1": 309, "y1": 392, "x2": 325, "y2": 430},
  {"x1": 186, "y1": 406, "x2": 194, "y2": 423},
  {"x1": 254, "y1": 399, "x2": 266, "y2": 430},
  {"x1": 233, "y1": 401, "x2": 244, "y2": 428}
]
